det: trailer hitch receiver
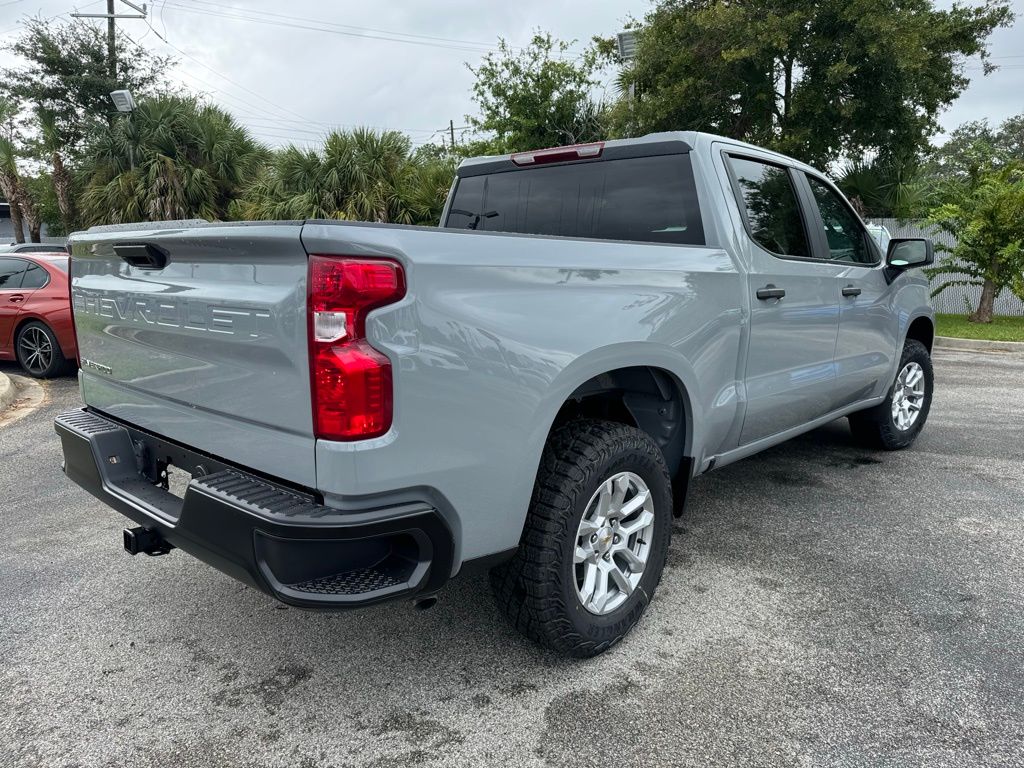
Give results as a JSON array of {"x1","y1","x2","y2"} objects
[{"x1": 123, "y1": 526, "x2": 174, "y2": 556}]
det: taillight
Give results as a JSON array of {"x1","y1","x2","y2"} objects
[
  {"x1": 511, "y1": 142, "x2": 604, "y2": 166},
  {"x1": 308, "y1": 256, "x2": 405, "y2": 441}
]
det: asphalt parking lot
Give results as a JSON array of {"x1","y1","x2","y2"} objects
[{"x1": 2, "y1": 348, "x2": 1023, "y2": 768}]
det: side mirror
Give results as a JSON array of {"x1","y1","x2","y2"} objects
[{"x1": 886, "y1": 238, "x2": 934, "y2": 269}]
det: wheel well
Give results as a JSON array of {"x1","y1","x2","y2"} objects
[
  {"x1": 906, "y1": 316, "x2": 934, "y2": 353},
  {"x1": 550, "y1": 366, "x2": 693, "y2": 512},
  {"x1": 13, "y1": 316, "x2": 44, "y2": 344},
  {"x1": 12, "y1": 316, "x2": 32, "y2": 349}
]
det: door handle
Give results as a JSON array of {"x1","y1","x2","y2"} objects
[
  {"x1": 841, "y1": 286, "x2": 862, "y2": 297},
  {"x1": 8, "y1": 294, "x2": 25, "y2": 303},
  {"x1": 756, "y1": 285, "x2": 786, "y2": 300}
]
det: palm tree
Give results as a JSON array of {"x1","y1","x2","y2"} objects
[
  {"x1": 78, "y1": 96, "x2": 266, "y2": 225},
  {"x1": 401, "y1": 154, "x2": 457, "y2": 225},
  {"x1": 837, "y1": 155, "x2": 931, "y2": 220},
  {"x1": 235, "y1": 128, "x2": 448, "y2": 225},
  {"x1": 0, "y1": 99, "x2": 26, "y2": 243},
  {"x1": 0, "y1": 135, "x2": 42, "y2": 242},
  {"x1": 37, "y1": 108, "x2": 77, "y2": 233}
]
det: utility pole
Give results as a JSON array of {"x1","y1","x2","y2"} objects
[
  {"x1": 71, "y1": 0, "x2": 149, "y2": 83},
  {"x1": 449, "y1": 119, "x2": 456, "y2": 148},
  {"x1": 106, "y1": 0, "x2": 116, "y2": 80}
]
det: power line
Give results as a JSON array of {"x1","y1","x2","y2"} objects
[
  {"x1": 157, "y1": 0, "x2": 508, "y2": 54},
  {"x1": 142, "y1": 23, "x2": 317, "y2": 125},
  {"x1": 125, "y1": 30, "x2": 304, "y2": 121},
  {"x1": 239, "y1": 117, "x2": 439, "y2": 135},
  {"x1": 121, "y1": 30, "x2": 443, "y2": 142},
  {"x1": 0, "y1": 0, "x2": 105, "y2": 37},
  {"x1": 122, "y1": 21, "x2": 442, "y2": 136},
  {"x1": 166, "y1": 0, "x2": 510, "y2": 52},
  {"x1": 139, "y1": 10, "x2": 446, "y2": 134}
]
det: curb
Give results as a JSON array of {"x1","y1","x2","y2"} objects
[
  {"x1": 934, "y1": 335, "x2": 1024, "y2": 354},
  {"x1": 0, "y1": 372, "x2": 16, "y2": 412}
]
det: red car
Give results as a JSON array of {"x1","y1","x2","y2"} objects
[{"x1": 0, "y1": 252, "x2": 78, "y2": 378}]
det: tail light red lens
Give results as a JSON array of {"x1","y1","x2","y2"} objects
[{"x1": 308, "y1": 256, "x2": 405, "y2": 441}]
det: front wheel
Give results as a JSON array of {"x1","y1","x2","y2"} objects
[
  {"x1": 490, "y1": 420, "x2": 673, "y2": 657},
  {"x1": 848, "y1": 338, "x2": 933, "y2": 450}
]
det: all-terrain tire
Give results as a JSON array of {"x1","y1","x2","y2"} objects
[
  {"x1": 490, "y1": 419, "x2": 673, "y2": 657},
  {"x1": 848, "y1": 338, "x2": 933, "y2": 450}
]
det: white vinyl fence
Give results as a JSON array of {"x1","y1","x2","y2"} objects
[{"x1": 867, "y1": 218, "x2": 1024, "y2": 316}]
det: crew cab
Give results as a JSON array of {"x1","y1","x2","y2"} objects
[{"x1": 55, "y1": 132, "x2": 935, "y2": 656}]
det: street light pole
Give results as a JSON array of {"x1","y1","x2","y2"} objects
[
  {"x1": 616, "y1": 31, "x2": 638, "y2": 103},
  {"x1": 111, "y1": 90, "x2": 137, "y2": 171}
]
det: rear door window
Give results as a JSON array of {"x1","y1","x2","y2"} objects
[
  {"x1": 726, "y1": 156, "x2": 811, "y2": 259},
  {"x1": 0, "y1": 258, "x2": 26, "y2": 289},
  {"x1": 445, "y1": 154, "x2": 704, "y2": 245}
]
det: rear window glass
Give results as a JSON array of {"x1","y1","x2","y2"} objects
[
  {"x1": 444, "y1": 154, "x2": 704, "y2": 245},
  {"x1": 726, "y1": 156, "x2": 810, "y2": 259},
  {"x1": 21, "y1": 263, "x2": 49, "y2": 288}
]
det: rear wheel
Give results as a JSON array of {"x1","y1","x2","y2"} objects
[
  {"x1": 490, "y1": 419, "x2": 673, "y2": 657},
  {"x1": 15, "y1": 321, "x2": 68, "y2": 379},
  {"x1": 848, "y1": 338, "x2": 933, "y2": 450}
]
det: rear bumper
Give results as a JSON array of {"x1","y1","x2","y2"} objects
[{"x1": 54, "y1": 408, "x2": 454, "y2": 609}]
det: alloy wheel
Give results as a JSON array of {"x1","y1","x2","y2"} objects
[
  {"x1": 891, "y1": 361, "x2": 926, "y2": 431},
  {"x1": 18, "y1": 327, "x2": 53, "y2": 376},
  {"x1": 573, "y1": 471, "x2": 656, "y2": 615}
]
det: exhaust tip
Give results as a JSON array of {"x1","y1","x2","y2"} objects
[{"x1": 413, "y1": 596, "x2": 438, "y2": 611}]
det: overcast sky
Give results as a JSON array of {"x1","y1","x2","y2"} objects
[{"x1": 1, "y1": 0, "x2": 1022, "y2": 150}]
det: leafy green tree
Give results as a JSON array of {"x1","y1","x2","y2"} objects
[
  {"x1": 235, "y1": 128, "x2": 451, "y2": 225},
  {"x1": 467, "y1": 33, "x2": 607, "y2": 153},
  {"x1": 1, "y1": 18, "x2": 173, "y2": 157},
  {"x1": 21, "y1": 171, "x2": 62, "y2": 238},
  {"x1": 78, "y1": 96, "x2": 266, "y2": 225},
  {"x1": 925, "y1": 114, "x2": 1024, "y2": 185},
  {"x1": 614, "y1": 0, "x2": 1013, "y2": 166},
  {"x1": 927, "y1": 164, "x2": 1024, "y2": 323}
]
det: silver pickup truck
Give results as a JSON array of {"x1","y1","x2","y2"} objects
[{"x1": 55, "y1": 132, "x2": 936, "y2": 657}]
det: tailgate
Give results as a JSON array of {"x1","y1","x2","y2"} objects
[{"x1": 68, "y1": 223, "x2": 316, "y2": 488}]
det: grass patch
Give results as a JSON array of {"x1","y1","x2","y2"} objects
[{"x1": 935, "y1": 313, "x2": 1024, "y2": 342}]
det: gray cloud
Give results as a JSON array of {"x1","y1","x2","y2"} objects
[{"x1": 1, "y1": 0, "x2": 1021, "y2": 149}]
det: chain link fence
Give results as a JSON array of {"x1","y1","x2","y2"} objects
[{"x1": 867, "y1": 218, "x2": 1024, "y2": 316}]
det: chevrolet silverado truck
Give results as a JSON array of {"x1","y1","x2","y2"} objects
[{"x1": 55, "y1": 132, "x2": 936, "y2": 657}]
